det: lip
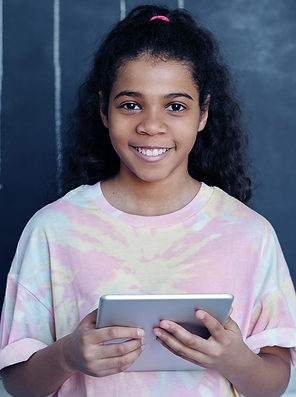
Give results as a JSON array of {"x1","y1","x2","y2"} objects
[{"x1": 130, "y1": 145, "x2": 173, "y2": 163}]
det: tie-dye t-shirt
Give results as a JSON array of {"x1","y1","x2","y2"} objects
[{"x1": 1, "y1": 182, "x2": 296, "y2": 396}]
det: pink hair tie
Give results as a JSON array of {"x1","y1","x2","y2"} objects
[{"x1": 150, "y1": 15, "x2": 170, "y2": 22}]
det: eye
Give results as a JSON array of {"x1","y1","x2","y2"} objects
[
  {"x1": 121, "y1": 102, "x2": 141, "y2": 110},
  {"x1": 167, "y1": 103, "x2": 186, "y2": 112}
]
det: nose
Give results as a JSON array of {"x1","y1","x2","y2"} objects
[{"x1": 136, "y1": 109, "x2": 167, "y2": 136}]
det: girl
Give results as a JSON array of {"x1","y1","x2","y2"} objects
[{"x1": 1, "y1": 5, "x2": 296, "y2": 397}]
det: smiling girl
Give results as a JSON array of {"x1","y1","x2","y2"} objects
[
  {"x1": 100, "y1": 55, "x2": 208, "y2": 216},
  {"x1": 1, "y1": 5, "x2": 296, "y2": 397}
]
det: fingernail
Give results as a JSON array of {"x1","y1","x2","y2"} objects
[
  {"x1": 141, "y1": 344, "x2": 145, "y2": 351},
  {"x1": 154, "y1": 331, "x2": 162, "y2": 338},
  {"x1": 141, "y1": 337, "x2": 145, "y2": 345},
  {"x1": 161, "y1": 323, "x2": 169, "y2": 330},
  {"x1": 197, "y1": 312, "x2": 205, "y2": 320},
  {"x1": 137, "y1": 329, "x2": 145, "y2": 337}
]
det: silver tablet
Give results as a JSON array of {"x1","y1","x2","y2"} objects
[{"x1": 96, "y1": 293, "x2": 234, "y2": 371}]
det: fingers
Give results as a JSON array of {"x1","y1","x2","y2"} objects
[
  {"x1": 93, "y1": 340, "x2": 145, "y2": 376},
  {"x1": 155, "y1": 338, "x2": 203, "y2": 367},
  {"x1": 194, "y1": 311, "x2": 224, "y2": 339},
  {"x1": 67, "y1": 315, "x2": 146, "y2": 377},
  {"x1": 94, "y1": 347, "x2": 142, "y2": 377},
  {"x1": 195, "y1": 309, "x2": 239, "y2": 336},
  {"x1": 101, "y1": 336, "x2": 146, "y2": 359},
  {"x1": 152, "y1": 310, "x2": 244, "y2": 372},
  {"x1": 153, "y1": 322, "x2": 207, "y2": 366},
  {"x1": 151, "y1": 311, "x2": 230, "y2": 361},
  {"x1": 155, "y1": 321, "x2": 202, "y2": 347},
  {"x1": 76, "y1": 326, "x2": 145, "y2": 362},
  {"x1": 72, "y1": 324, "x2": 144, "y2": 353},
  {"x1": 81, "y1": 344, "x2": 144, "y2": 377},
  {"x1": 100, "y1": 326, "x2": 145, "y2": 343},
  {"x1": 70, "y1": 331, "x2": 145, "y2": 377}
]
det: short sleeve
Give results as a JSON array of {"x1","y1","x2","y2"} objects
[
  {"x1": 244, "y1": 221, "x2": 296, "y2": 367},
  {"x1": 0, "y1": 214, "x2": 55, "y2": 370},
  {"x1": 246, "y1": 277, "x2": 296, "y2": 366}
]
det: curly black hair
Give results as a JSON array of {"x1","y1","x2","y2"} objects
[{"x1": 59, "y1": 5, "x2": 252, "y2": 203}]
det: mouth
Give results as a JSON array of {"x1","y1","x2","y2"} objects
[{"x1": 135, "y1": 147, "x2": 171, "y2": 157}]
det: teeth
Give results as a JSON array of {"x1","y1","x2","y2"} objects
[{"x1": 137, "y1": 148, "x2": 168, "y2": 156}]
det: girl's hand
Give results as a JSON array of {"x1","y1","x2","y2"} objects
[
  {"x1": 152, "y1": 308, "x2": 250, "y2": 376},
  {"x1": 63, "y1": 309, "x2": 145, "y2": 377}
]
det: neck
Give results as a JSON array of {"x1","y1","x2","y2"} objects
[{"x1": 101, "y1": 170, "x2": 201, "y2": 216}]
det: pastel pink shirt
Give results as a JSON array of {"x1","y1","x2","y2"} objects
[{"x1": 1, "y1": 183, "x2": 296, "y2": 396}]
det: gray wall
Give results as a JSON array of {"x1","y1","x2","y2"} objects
[{"x1": 0, "y1": 0, "x2": 295, "y2": 306}]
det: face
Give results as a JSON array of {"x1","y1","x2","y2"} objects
[{"x1": 100, "y1": 55, "x2": 208, "y2": 185}]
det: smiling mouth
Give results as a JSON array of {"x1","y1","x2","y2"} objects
[{"x1": 135, "y1": 147, "x2": 170, "y2": 156}]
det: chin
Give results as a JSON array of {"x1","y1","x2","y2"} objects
[{"x1": 133, "y1": 172, "x2": 168, "y2": 184}]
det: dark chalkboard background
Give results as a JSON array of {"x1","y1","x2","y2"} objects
[{"x1": 0, "y1": 0, "x2": 295, "y2": 308}]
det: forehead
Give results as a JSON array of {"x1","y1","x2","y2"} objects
[{"x1": 112, "y1": 55, "x2": 198, "y2": 96}]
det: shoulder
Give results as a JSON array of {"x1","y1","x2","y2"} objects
[
  {"x1": 14, "y1": 184, "x2": 100, "y2": 259},
  {"x1": 203, "y1": 184, "x2": 282, "y2": 260},
  {"x1": 209, "y1": 185, "x2": 274, "y2": 235},
  {"x1": 10, "y1": 185, "x2": 96, "y2": 277},
  {"x1": 25, "y1": 184, "x2": 97, "y2": 231},
  {"x1": 207, "y1": 185, "x2": 290, "y2": 287}
]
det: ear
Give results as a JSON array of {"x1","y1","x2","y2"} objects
[
  {"x1": 99, "y1": 91, "x2": 109, "y2": 129},
  {"x1": 197, "y1": 95, "x2": 210, "y2": 132}
]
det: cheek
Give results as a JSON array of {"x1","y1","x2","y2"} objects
[
  {"x1": 108, "y1": 120, "x2": 120, "y2": 141},
  {"x1": 109, "y1": 132, "x2": 121, "y2": 152},
  {"x1": 108, "y1": 127, "x2": 128, "y2": 158},
  {"x1": 177, "y1": 127, "x2": 198, "y2": 147}
]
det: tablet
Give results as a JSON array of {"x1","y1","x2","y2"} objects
[{"x1": 96, "y1": 293, "x2": 233, "y2": 371}]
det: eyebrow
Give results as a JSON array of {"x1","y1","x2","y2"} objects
[
  {"x1": 113, "y1": 91, "x2": 193, "y2": 101},
  {"x1": 114, "y1": 91, "x2": 142, "y2": 100},
  {"x1": 164, "y1": 93, "x2": 193, "y2": 100}
]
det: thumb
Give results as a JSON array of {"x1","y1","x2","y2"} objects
[
  {"x1": 79, "y1": 309, "x2": 98, "y2": 329},
  {"x1": 226, "y1": 306, "x2": 233, "y2": 320},
  {"x1": 224, "y1": 312, "x2": 240, "y2": 333}
]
